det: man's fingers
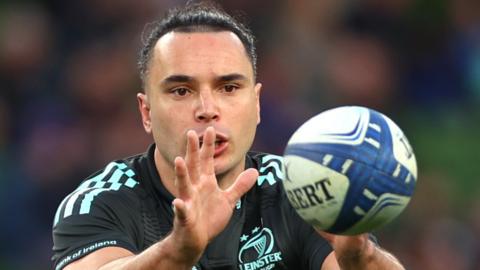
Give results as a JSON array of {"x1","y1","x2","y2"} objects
[
  {"x1": 225, "y1": 168, "x2": 258, "y2": 205},
  {"x1": 315, "y1": 229, "x2": 335, "y2": 244},
  {"x1": 172, "y1": 198, "x2": 188, "y2": 221},
  {"x1": 200, "y1": 127, "x2": 215, "y2": 175},
  {"x1": 315, "y1": 229, "x2": 370, "y2": 249},
  {"x1": 174, "y1": 156, "x2": 193, "y2": 199},
  {"x1": 185, "y1": 130, "x2": 200, "y2": 182}
]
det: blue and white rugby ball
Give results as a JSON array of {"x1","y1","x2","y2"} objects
[{"x1": 282, "y1": 106, "x2": 417, "y2": 235}]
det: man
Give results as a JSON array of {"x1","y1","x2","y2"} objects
[{"x1": 52, "y1": 2, "x2": 405, "y2": 270}]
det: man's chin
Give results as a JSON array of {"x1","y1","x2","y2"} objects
[
  {"x1": 214, "y1": 155, "x2": 248, "y2": 188},
  {"x1": 214, "y1": 160, "x2": 236, "y2": 188},
  {"x1": 213, "y1": 161, "x2": 229, "y2": 178}
]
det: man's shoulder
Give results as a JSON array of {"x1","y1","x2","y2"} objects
[
  {"x1": 247, "y1": 151, "x2": 285, "y2": 188},
  {"x1": 53, "y1": 158, "x2": 145, "y2": 227}
]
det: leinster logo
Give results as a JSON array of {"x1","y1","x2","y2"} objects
[{"x1": 238, "y1": 227, "x2": 282, "y2": 270}]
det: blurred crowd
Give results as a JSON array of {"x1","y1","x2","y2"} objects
[{"x1": 1, "y1": 0, "x2": 479, "y2": 269}]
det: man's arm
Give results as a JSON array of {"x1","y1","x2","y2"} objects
[
  {"x1": 61, "y1": 128, "x2": 258, "y2": 270},
  {"x1": 320, "y1": 233, "x2": 405, "y2": 270},
  {"x1": 64, "y1": 234, "x2": 197, "y2": 270}
]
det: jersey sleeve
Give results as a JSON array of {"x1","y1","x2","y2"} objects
[{"x1": 52, "y1": 186, "x2": 142, "y2": 270}]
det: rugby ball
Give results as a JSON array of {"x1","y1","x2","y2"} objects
[{"x1": 282, "y1": 106, "x2": 417, "y2": 235}]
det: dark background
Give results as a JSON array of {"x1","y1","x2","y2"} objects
[{"x1": 1, "y1": 0, "x2": 479, "y2": 269}]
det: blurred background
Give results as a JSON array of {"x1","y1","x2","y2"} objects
[{"x1": 1, "y1": 0, "x2": 479, "y2": 269}]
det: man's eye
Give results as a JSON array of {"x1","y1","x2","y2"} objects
[
  {"x1": 223, "y1": 84, "x2": 238, "y2": 93},
  {"x1": 172, "y1": 87, "x2": 190, "y2": 96}
]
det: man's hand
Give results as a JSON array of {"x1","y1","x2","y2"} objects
[
  {"x1": 317, "y1": 231, "x2": 372, "y2": 262},
  {"x1": 169, "y1": 127, "x2": 259, "y2": 265},
  {"x1": 317, "y1": 230, "x2": 405, "y2": 270}
]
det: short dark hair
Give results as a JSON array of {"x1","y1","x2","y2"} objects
[{"x1": 138, "y1": 1, "x2": 257, "y2": 88}]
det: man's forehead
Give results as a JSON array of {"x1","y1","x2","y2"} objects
[
  {"x1": 150, "y1": 31, "x2": 253, "y2": 79},
  {"x1": 154, "y1": 31, "x2": 246, "y2": 59}
]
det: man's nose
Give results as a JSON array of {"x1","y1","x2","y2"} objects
[{"x1": 195, "y1": 91, "x2": 219, "y2": 122}]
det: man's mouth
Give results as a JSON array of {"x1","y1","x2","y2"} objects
[
  {"x1": 198, "y1": 133, "x2": 229, "y2": 157},
  {"x1": 199, "y1": 139, "x2": 224, "y2": 147},
  {"x1": 213, "y1": 139, "x2": 228, "y2": 157},
  {"x1": 199, "y1": 138, "x2": 226, "y2": 148}
]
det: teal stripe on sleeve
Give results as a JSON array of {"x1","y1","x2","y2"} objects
[
  {"x1": 79, "y1": 188, "x2": 109, "y2": 214},
  {"x1": 55, "y1": 162, "x2": 139, "y2": 224}
]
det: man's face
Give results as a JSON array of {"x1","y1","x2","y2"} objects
[{"x1": 138, "y1": 31, "x2": 261, "y2": 178}]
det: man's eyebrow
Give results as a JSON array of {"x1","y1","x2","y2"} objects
[
  {"x1": 217, "y1": 73, "x2": 248, "y2": 83},
  {"x1": 160, "y1": 73, "x2": 248, "y2": 87},
  {"x1": 161, "y1": 75, "x2": 194, "y2": 85}
]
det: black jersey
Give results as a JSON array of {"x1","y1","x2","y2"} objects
[{"x1": 52, "y1": 145, "x2": 332, "y2": 270}]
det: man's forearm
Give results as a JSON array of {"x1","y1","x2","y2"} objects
[
  {"x1": 337, "y1": 241, "x2": 405, "y2": 270},
  {"x1": 98, "y1": 234, "x2": 200, "y2": 270}
]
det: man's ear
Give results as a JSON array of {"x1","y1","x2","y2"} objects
[
  {"x1": 137, "y1": 92, "x2": 152, "y2": 133},
  {"x1": 254, "y1": 83, "x2": 262, "y2": 125}
]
